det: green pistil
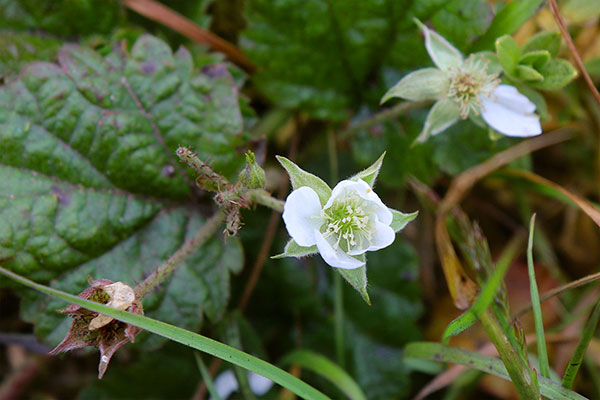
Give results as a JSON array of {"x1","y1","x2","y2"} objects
[
  {"x1": 447, "y1": 55, "x2": 499, "y2": 119},
  {"x1": 322, "y1": 194, "x2": 375, "y2": 252}
]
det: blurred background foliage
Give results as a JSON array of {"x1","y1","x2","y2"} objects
[{"x1": 1, "y1": 0, "x2": 600, "y2": 399}]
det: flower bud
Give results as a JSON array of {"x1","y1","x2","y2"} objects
[{"x1": 238, "y1": 151, "x2": 266, "y2": 189}]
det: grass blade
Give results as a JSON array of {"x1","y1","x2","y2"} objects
[
  {"x1": 527, "y1": 214, "x2": 551, "y2": 380},
  {"x1": 194, "y1": 352, "x2": 223, "y2": 400},
  {"x1": 0, "y1": 266, "x2": 330, "y2": 400},
  {"x1": 562, "y1": 298, "x2": 600, "y2": 389},
  {"x1": 281, "y1": 350, "x2": 366, "y2": 400},
  {"x1": 405, "y1": 342, "x2": 587, "y2": 400}
]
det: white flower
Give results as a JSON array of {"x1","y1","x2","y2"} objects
[
  {"x1": 282, "y1": 179, "x2": 395, "y2": 269},
  {"x1": 381, "y1": 20, "x2": 542, "y2": 142}
]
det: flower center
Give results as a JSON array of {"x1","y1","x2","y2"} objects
[
  {"x1": 322, "y1": 193, "x2": 376, "y2": 253},
  {"x1": 447, "y1": 55, "x2": 499, "y2": 119}
]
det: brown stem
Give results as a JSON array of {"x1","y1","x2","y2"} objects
[
  {"x1": 134, "y1": 210, "x2": 225, "y2": 298},
  {"x1": 547, "y1": 0, "x2": 600, "y2": 106},
  {"x1": 122, "y1": 0, "x2": 256, "y2": 72}
]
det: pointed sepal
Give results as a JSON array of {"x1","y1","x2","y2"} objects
[
  {"x1": 390, "y1": 209, "x2": 418, "y2": 232},
  {"x1": 414, "y1": 99, "x2": 460, "y2": 144},
  {"x1": 272, "y1": 239, "x2": 318, "y2": 259},
  {"x1": 414, "y1": 18, "x2": 463, "y2": 70},
  {"x1": 337, "y1": 256, "x2": 370, "y2": 305},
  {"x1": 380, "y1": 68, "x2": 449, "y2": 103},
  {"x1": 350, "y1": 152, "x2": 386, "y2": 188},
  {"x1": 276, "y1": 156, "x2": 331, "y2": 205}
]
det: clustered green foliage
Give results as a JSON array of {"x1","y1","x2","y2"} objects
[{"x1": 1, "y1": 0, "x2": 600, "y2": 398}]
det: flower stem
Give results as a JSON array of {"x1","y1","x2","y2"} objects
[
  {"x1": 134, "y1": 209, "x2": 225, "y2": 298},
  {"x1": 244, "y1": 189, "x2": 285, "y2": 213}
]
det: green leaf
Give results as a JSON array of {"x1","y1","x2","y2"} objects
[
  {"x1": 349, "y1": 152, "x2": 386, "y2": 188},
  {"x1": 405, "y1": 342, "x2": 587, "y2": 400},
  {"x1": 526, "y1": 215, "x2": 551, "y2": 380},
  {"x1": 470, "y1": 0, "x2": 544, "y2": 52},
  {"x1": 242, "y1": 0, "x2": 418, "y2": 120},
  {"x1": 522, "y1": 31, "x2": 561, "y2": 58},
  {"x1": 0, "y1": 35, "x2": 247, "y2": 344},
  {"x1": 515, "y1": 64, "x2": 545, "y2": 82},
  {"x1": 337, "y1": 260, "x2": 370, "y2": 305},
  {"x1": 0, "y1": 32, "x2": 61, "y2": 79},
  {"x1": 562, "y1": 297, "x2": 600, "y2": 389},
  {"x1": 390, "y1": 210, "x2": 418, "y2": 232},
  {"x1": 272, "y1": 239, "x2": 318, "y2": 259},
  {"x1": 281, "y1": 350, "x2": 367, "y2": 400},
  {"x1": 429, "y1": 0, "x2": 491, "y2": 52},
  {"x1": 495, "y1": 35, "x2": 521, "y2": 75},
  {"x1": 0, "y1": 0, "x2": 124, "y2": 36},
  {"x1": 276, "y1": 156, "x2": 332, "y2": 205},
  {"x1": 531, "y1": 58, "x2": 578, "y2": 90},
  {"x1": 519, "y1": 50, "x2": 551, "y2": 70},
  {"x1": 381, "y1": 68, "x2": 449, "y2": 103},
  {"x1": 414, "y1": 18, "x2": 463, "y2": 70},
  {"x1": 416, "y1": 98, "x2": 461, "y2": 143},
  {"x1": 0, "y1": 266, "x2": 330, "y2": 400}
]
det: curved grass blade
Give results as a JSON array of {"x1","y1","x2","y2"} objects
[
  {"x1": 405, "y1": 342, "x2": 587, "y2": 400},
  {"x1": 0, "y1": 266, "x2": 330, "y2": 400},
  {"x1": 562, "y1": 298, "x2": 600, "y2": 389},
  {"x1": 527, "y1": 214, "x2": 551, "y2": 380},
  {"x1": 281, "y1": 350, "x2": 366, "y2": 400}
]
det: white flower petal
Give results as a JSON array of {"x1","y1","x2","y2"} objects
[
  {"x1": 480, "y1": 85, "x2": 542, "y2": 137},
  {"x1": 314, "y1": 230, "x2": 365, "y2": 269},
  {"x1": 213, "y1": 370, "x2": 238, "y2": 400},
  {"x1": 367, "y1": 220, "x2": 396, "y2": 252},
  {"x1": 325, "y1": 179, "x2": 392, "y2": 225},
  {"x1": 282, "y1": 186, "x2": 323, "y2": 247},
  {"x1": 248, "y1": 372, "x2": 274, "y2": 396}
]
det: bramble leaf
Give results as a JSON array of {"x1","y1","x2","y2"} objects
[{"x1": 1, "y1": 35, "x2": 247, "y2": 345}]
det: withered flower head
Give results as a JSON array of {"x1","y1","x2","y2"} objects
[{"x1": 49, "y1": 279, "x2": 143, "y2": 379}]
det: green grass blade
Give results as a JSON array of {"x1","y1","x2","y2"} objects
[
  {"x1": 194, "y1": 352, "x2": 223, "y2": 400},
  {"x1": 281, "y1": 350, "x2": 366, "y2": 400},
  {"x1": 470, "y1": 0, "x2": 544, "y2": 51},
  {"x1": 0, "y1": 266, "x2": 330, "y2": 400},
  {"x1": 527, "y1": 214, "x2": 551, "y2": 379},
  {"x1": 405, "y1": 342, "x2": 587, "y2": 400},
  {"x1": 442, "y1": 237, "x2": 521, "y2": 343},
  {"x1": 562, "y1": 298, "x2": 600, "y2": 389}
]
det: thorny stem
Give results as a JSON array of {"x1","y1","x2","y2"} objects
[
  {"x1": 134, "y1": 210, "x2": 225, "y2": 298},
  {"x1": 176, "y1": 146, "x2": 230, "y2": 192}
]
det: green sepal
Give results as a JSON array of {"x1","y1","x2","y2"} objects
[
  {"x1": 390, "y1": 210, "x2": 418, "y2": 232},
  {"x1": 522, "y1": 31, "x2": 561, "y2": 58},
  {"x1": 530, "y1": 58, "x2": 578, "y2": 90},
  {"x1": 380, "y1": 68, "x2": 448, "y2": 103},
  {"x1": 519, "y1": 50, "x2": 551, "y2": 70},
  {"x1": 350, "y1": 152, "x2": 386, "y2": 188},
  {"x1": 415, "y1": 98, "x2": 461, "y2": 144},
  {"x1": 515, "y1": 64, "x2": 544, "y2": 82},
  {"x1": 276, "y1": 156, "x2": 331, "y2": 205},
  {"x1": 495, "y1": 35, "x2": 521, "y2": 76},
  {"x1": 414, "y1": 18, "x2": 463, "y2": 70},
  {"x1": 272, "y1": 239, "x2": 318, "y2": 259},
  {"x1": 336, "y1": 257, "x2": 370, "y2": 305}
]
